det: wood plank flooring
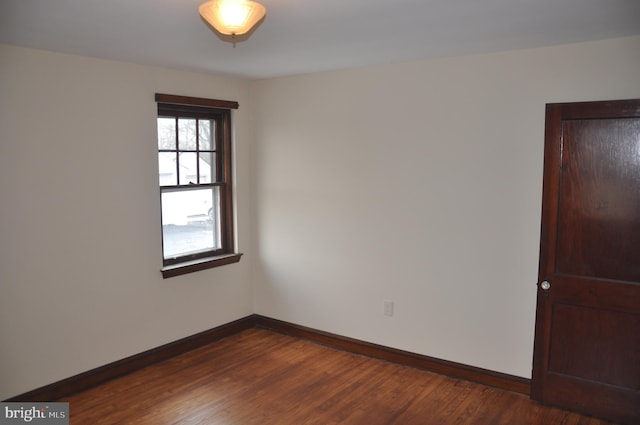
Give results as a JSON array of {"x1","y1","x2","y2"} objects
[{"x1": 61, "y1": 328, "x2": 618, "y2": 424}]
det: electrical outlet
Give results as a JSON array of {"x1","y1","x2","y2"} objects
[{"x1": 384, "y1": 300, "x2": 394, "y2": 317}]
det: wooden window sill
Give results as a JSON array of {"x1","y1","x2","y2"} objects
[{"x1": 161, "y1": 253, "x2": 243, "y2": 279}]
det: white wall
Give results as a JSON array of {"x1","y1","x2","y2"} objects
[
  {"x1": 250, "y1": 36, "x2": 640, "y2": 378},
  {"x1": 0, "y1": 45, "x2": 253, "y2": 400},
  {"x1": 2, "y1": 35, "x2": 639, "y2": 400}
]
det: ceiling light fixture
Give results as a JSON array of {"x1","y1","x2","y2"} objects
[{"x1": 199, "y1": 0, "x2": 266, "y2": 37}]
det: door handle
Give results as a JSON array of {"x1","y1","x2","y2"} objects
[{"x1": 540, "y1": 280, "x2": 551, "y2": 291}]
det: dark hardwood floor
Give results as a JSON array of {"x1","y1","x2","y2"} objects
[{"x1": 61, "y1": 329, "x2": 617, "y2": 424}]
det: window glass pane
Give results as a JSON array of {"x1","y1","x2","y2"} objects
[
  {"x1": 157, "y1": 118, "x2": 176, "y2": 150},
  {"x1": 158, "y1": 152, "x2": 177, "y2": 186},
  {"x1": 161, "y1": 188, "x2": 221, "y2": 259},
  {"x1": 199, "y1": 120, "x2": 215, "y2": 150},
  {"x1": 211, "y1": 187, "x2": 221, "y2": 249},
  {"x1": 199, "y1": 152, "x2": 215, "y2": 183},
  {"x1": 178, "y1": 118, "x2": 197, "y2": 150},
  {"x1": 178, "y1": 152, "x2": 198, "y2": 185}
]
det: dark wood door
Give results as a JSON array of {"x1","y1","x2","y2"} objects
[{"x1": 532, "y1": 99, "x2": 640, "y2": 425}]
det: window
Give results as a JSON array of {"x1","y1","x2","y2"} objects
[{"x1": 156, "y1": 94, "x2": 242, "y2": 278}]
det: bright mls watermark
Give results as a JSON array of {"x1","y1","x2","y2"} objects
[{"x1": 0, "y1": 403, "x2": 68, "y2": 424}]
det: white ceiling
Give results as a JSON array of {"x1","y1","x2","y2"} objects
[{"x1": 1, "y1": 0, "x2": 639, "y2": 80}]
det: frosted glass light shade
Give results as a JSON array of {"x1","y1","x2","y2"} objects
[{"x1": 199, "y1": 0, "x2": 266, "y2": 36}]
